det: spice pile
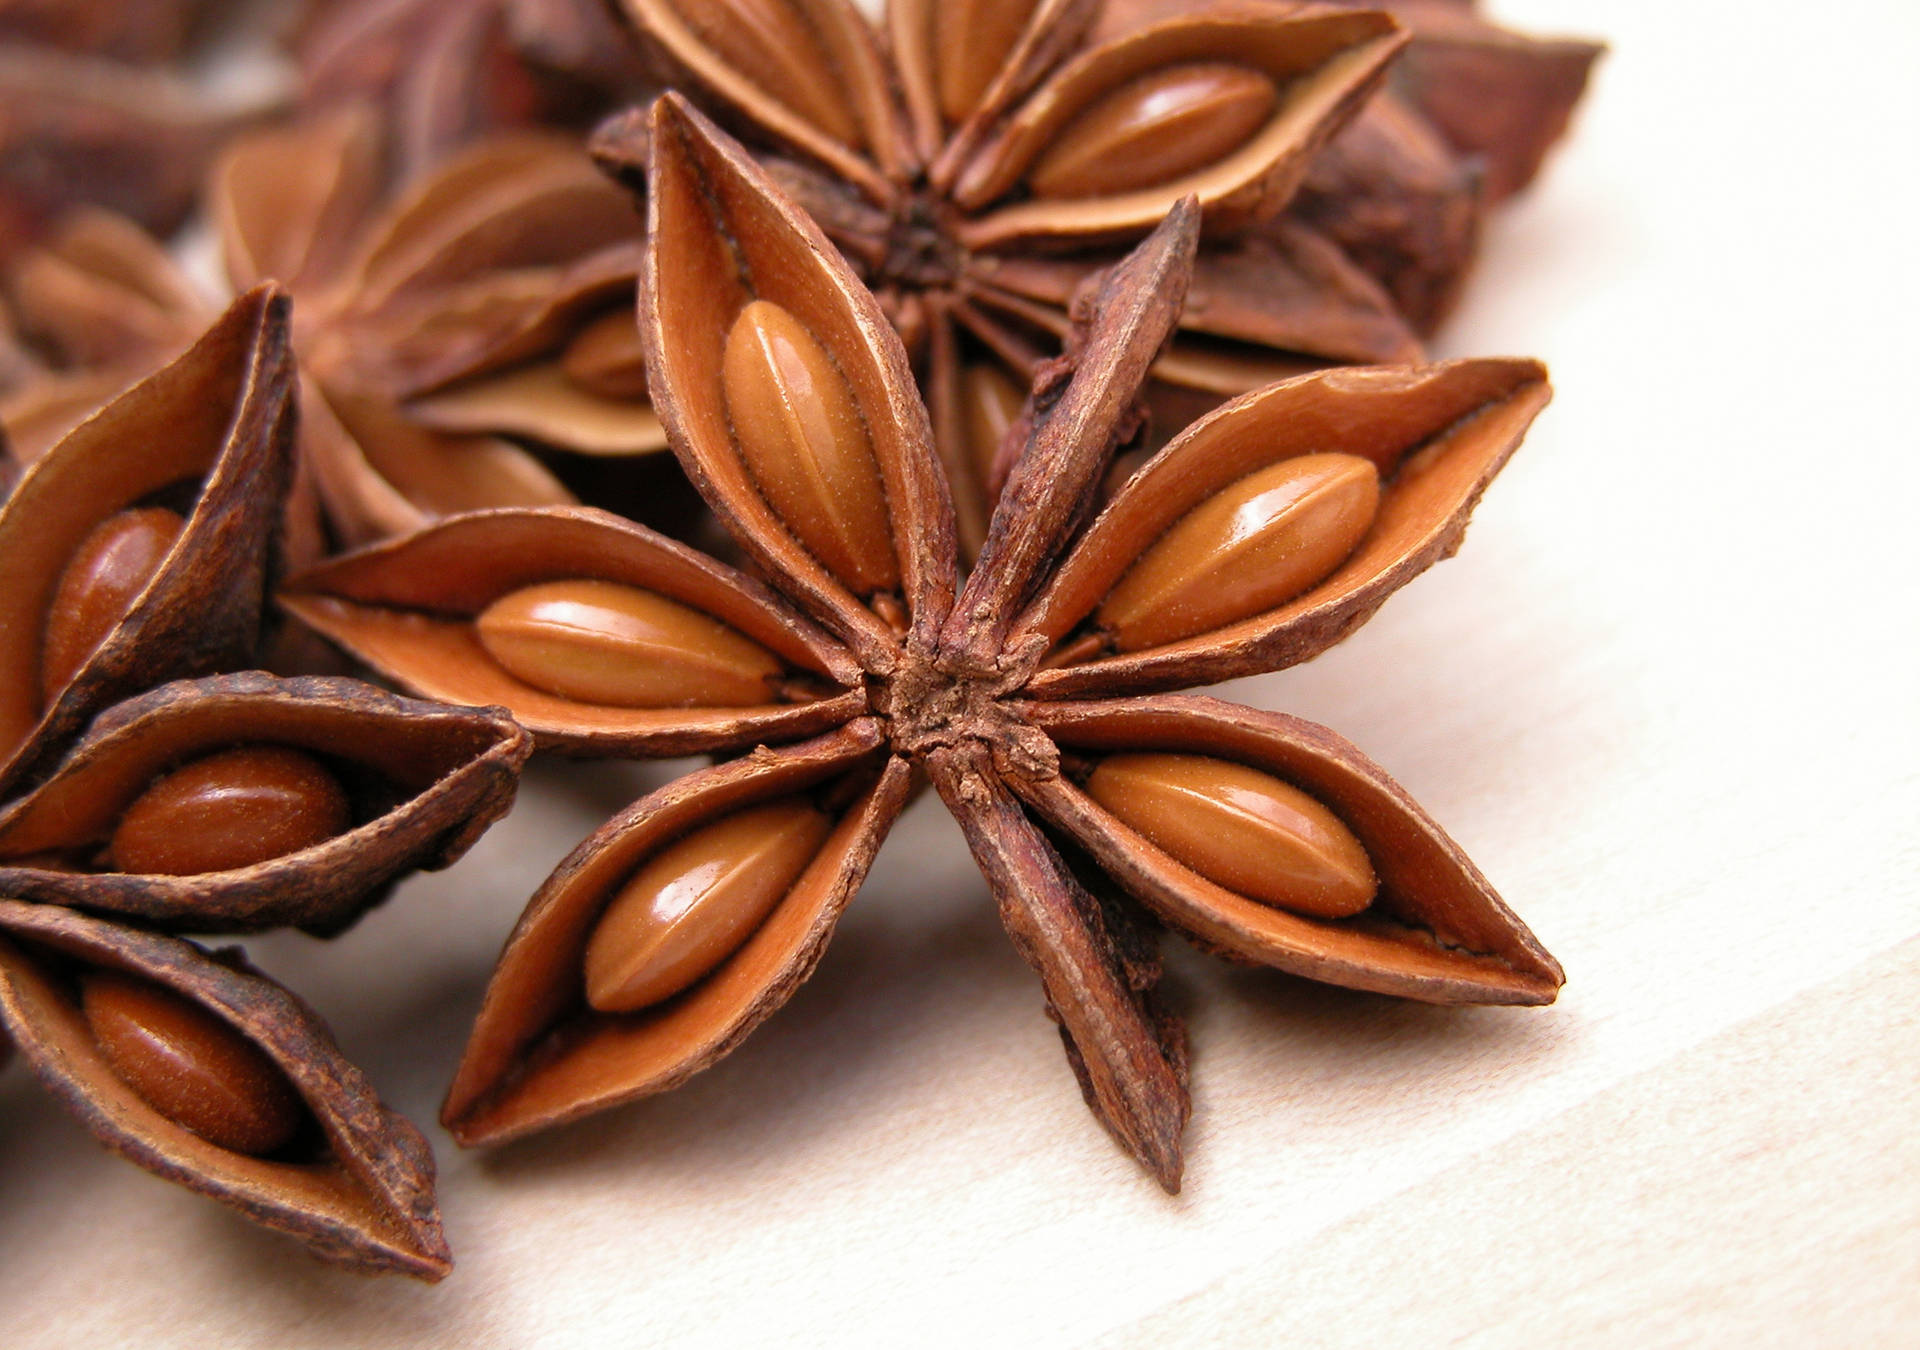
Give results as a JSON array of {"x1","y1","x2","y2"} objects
[{"x1": 0, "y1": 0, "x2": 1598, "y2": 1279}]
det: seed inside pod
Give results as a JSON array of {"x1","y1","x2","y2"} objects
[
  {"x1": 562, "y1": 307, "x2": 651, "y2": 400},
  {"x1": 1027, "y1": 62, "x2": 1278, "y2": 200},
  {"x1": 935, "y1": 0, "x2": 1042, "y2": 124},
  {"x1": 583, "y1": 797, "x2": 833, "y2": 1012},
  {"x1": 1097, "y1": 453, "x2": 1379, "y2": 651},
  {"x1": 722, "y1": 299, "x2": 900, "y2": 596},
  {"x1": 476, "y1": 579, "x2": 786, "y2": 707},
  {"x1": 1085, "y1": 753, "x2": 1376, "y2": 919},
  {"x1": 109, "y1": 745, "x2": 352, "y2": 876},
  {"x1": 40, "y1": 505, "x2": 187, "y2": 704},
  {"x1": 671, "y1": 0, "x2": 860, "y2": 146},
  {"x1": 962, "y1": 361, "x2": 1026, "y2": 489},
  {"x1": 80, "y1": 968, "x2": 306, "y2": 1156}
]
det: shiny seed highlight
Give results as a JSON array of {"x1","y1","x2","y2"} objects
[
  {"x1": 722, "y1": 299, "x2": 899, "y2": 596},
  {"x1": 476, "y1": 579, "x2": 785, "y2": 707},
  {"x1": 1086, "y1": 753, "x2": 1376, "y2": 919},
  {"x1": 583, "y1": 798, "x2": 833, "y2": 1012},
  {"x1": 1098, "y1": 453, "x2": 1379, "y2": 650},
  {"x1": 82, "y1": 969, "x2": 306, "y2": 1156},
  {"x1": 109, "y1": 745, "x2": 351, "y2": 876}
]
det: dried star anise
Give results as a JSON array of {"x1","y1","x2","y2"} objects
[
  {"x1": 285, "y1": 99, "x2": 1560, "y2": 1188},
  {"x1": 592, "y1": 0, "x2": 1424, "y2": 555},
  {"x1": 0, "y1": 285, "x2": 530, "y2": 1276}
]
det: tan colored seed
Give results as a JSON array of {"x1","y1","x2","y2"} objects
[
  {"x1": 1086, "y1": 753, "x2": 1376, "y2": 919},
  {"x1": 81, "y1": 969, "x2": 305, "y2": 1156},
  {"x1": 476, "y1": 579, "x2": 785, "y2": 707},
  {"x1": 671, "y1": 0, "x2": 860, "y2": 145},
  {"x1": 1098, "y1": 453, "x2": 1379, "y2": 651},
  {"x1": 583, "y1": 798, "x2": 833, "y2": 1012},
  {"x1": 962, "y1": 361, "x2": 1027, "y2": 488},
  {"x1": 41, "y1": 505, "x2": 186, "y2": 704},
  {"x1": 1028, "y1": 62, "x2": 1278, "y2": 199},
  {"x1": 935, "y1": 0, "x2": 1042, "y2": 125},
  {"x1": 109, "y1": 745, "x2": 352, "y2": 876},
  {"x1": 561, "y1": 307, "x2": 651, "y2": 400},
  {"x1": 722, "y1": 299, "x2": 900, "y2": 596}
]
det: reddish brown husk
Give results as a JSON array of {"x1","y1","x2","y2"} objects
[{"x1": 302, "y1": 100, "x2": 1568, "y2": 1193}]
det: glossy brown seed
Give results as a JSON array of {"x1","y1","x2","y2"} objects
[
  {"x1": 109, "y1": 745, "x2": 352, "y2": 876},
  {"x1": 1085, "y1": 753, "x2": 1376, "y2": 919},
  {"x1": 670, "y1": 0, "x2": 860, "y2": 145},
  {"x1": 40, "y1": 505, "x2": 187, "y2": 703},
  {"x1": 562, "y1": 307, "x2": 652, "y2": 400},
  {"x1": 721, "y1": 299, "x2": 900, "y2": 596},
  {"x1": 80, "y1": 969, "x2": 305, "y2": 1156},
  {"x1": 962, "y1": 361, "x2": 1026, "y2": 488},
  {"x1": 935, "y1": 0, "x2": 1042, "y2": 125},
  {"x1": 1027, "y1": 62, "x2": 1278, "y2": 200},
  {"x1": 1098, "y1": 453, "x2": 1379, "y2": 651},
  {"x1": 476, "y1": 579, "x2": 786, "y2": 707},
  {"x1": 583, "y1": 798, "x2": 833, "y2": 1011}
]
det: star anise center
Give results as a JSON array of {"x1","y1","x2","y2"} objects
[
  {"x1": 874, "y1": 183, "x2": 969, "y2": 293},
  {"x1": 873, "y1": 653, "x2": 1055, "y2": 777}
]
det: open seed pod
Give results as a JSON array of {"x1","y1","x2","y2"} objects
[
  {"x1": 600, "y1": 2, "x2": 1424, "y2": 560},
  {"x1": 1013, "y1": 694, "x2": 1562, "y2": 1002},
  {"x1": 0, "y1": 899, "x2": 449, "y2": 1278},
  {"x1": 281, "y1": 508, "x2": 866, "y2": 757},
  {"x1": 642, "y1": 97, "x2": 957, "y2": 662},
  {"x1": 398, "y1": 100, "x2": 1561, "y2": 1191},
  {"x1": 1012, "y1": 356, "x2": 1550, "y2": 699},
  {"x1": 946, "y1": 8, "x2": 1406, "y2": 247},
  {"x1": 444, "y1": 722, "x2": 904, "y2": 1144},
  {"x1": 0, "y1": 285, "x2": 294, "y2": 798},
  {"x1": 0, "y1": 672, "x2": 530, "y2": 934}
]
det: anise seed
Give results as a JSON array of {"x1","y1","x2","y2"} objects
[
  {"x1": 476, "y1": 579, "x2": 787, "y2": 708},
  {"x1": 81, "y1": 969, "x2": 306, "y2": 1156},
  {"x1": 40, "y1": 506, "x2": 186, "y2": 704},
  {"x1": 583, "y1": 798, "x2": 832, "y2": 1011},
  {"x1": 1085, "y1": 752, "x2": 1376, "y2": 919},
  {"x1": 109, "y1": 745, "x2": 351, "y2": 876}
]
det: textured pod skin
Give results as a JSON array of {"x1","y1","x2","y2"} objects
[{"x1": 0, "y1": 900, "x2": 450, "y2": 1279}]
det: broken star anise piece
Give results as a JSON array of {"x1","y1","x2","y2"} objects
[
  {"x1": 290, "y1": 100, "x2": 1561, "y2": 1189},
  {"x1": 594, "y1": 0, "x2": 1421, "y2": 555},
  {"x1": 0, "y1": 284, "x2": 531, "y2": 1277},
  {"x1": 0, "y1": 899, "x2": 448, "y2": 1278}
]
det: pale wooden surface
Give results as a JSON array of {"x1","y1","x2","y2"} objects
[{"x1": 5, "y1": 0, "x2": 1920, "y2": 1344}]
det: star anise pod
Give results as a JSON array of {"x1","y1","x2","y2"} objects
[
  {"x1": 0, "y1": 285, "x2": 530, "y2": 1275},
  {"x1": 285, "y1": 100, "x2": 1561, "y2": 1188},
  {"x1": 592, "y1": 0, "x2": 1424, "y2": 555}
]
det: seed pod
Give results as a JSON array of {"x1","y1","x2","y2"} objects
[
  {"x1": 584, "y1": 798, "x2": 833, "y2": 1010},
  {"x1": 667, "y1": 0, "x2": 861, "y2": 146},
  {"x1": 108, "y1": 745, "x2": 352, "y2": 877},
  {"x1": 722, "y1": 299, "x2": 900, "y2": 597},
  {"x1": 934, "y1": 0, "x2": 1044, "y2": 125},
  {"x1": 282, "y1": 509, "x2": 866, "y2": 756},
  {"x1": 0, "y1": 900, "x2": 449, "y2": 1279},
  {"x1": 444, "y1": 722, "x2": 905, "y2": 1145},
  {"x1": 1028, "y1": 62, "x2": 1278, "y2": 199},
  {"x1": 1096, "y1": 453, "x2": 1378, "y2": 652},
  {"x1": 476, "y1": 579, "x2": 786, "y2": 708},
  {"x1": 1084, "y1": 752, "x2": 1375, "y2": 919},
  {"x1": 561, "y1": 307, "x2": 652, "y2": 400},
  {"x1": 80, "y1": 968, "x2": 306, "y2": 1156},
  {"x1": 0, "y1": 672, "x2": 530, "y2": 933},
  {"x1": 39, "y1": 505, "x2": 186, "y2": 703}
]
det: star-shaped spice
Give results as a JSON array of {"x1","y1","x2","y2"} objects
[
  {"x1": 592, "y1": 0, "x2": 1426, "y2": 555},
  {"x1": 0, "y1": 286, "x2": 530, "y2": 1276},
  {"x1": 286, "y1": 98, "x2": 1561, "y2": 1188}
]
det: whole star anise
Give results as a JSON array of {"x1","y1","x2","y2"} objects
[
  {"x1": 592, "y1": 0, "x2": 1426, "y2": 554},
  {"x1": 285, "y1": 99, "x2": 1561, "y2": 1188},
  {"x1": 0, "y1": 286, "x2": 530, "y2": 1276}
]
